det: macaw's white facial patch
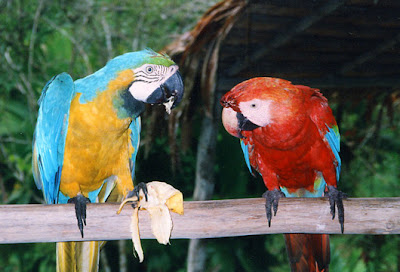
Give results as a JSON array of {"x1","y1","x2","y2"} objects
[
  {"x1": 129, "y1": 64, "x2": 178, "y2": 102},
  {"x1": 239, "y1": 99, "x2": 272, "y2": 127}
]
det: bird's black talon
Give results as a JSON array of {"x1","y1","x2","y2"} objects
[
  {"x1": 325, "y1": 185, "x2": 347, "y2": 233},
  {"x1": 262, "y1": 189, "x2": 285, "y2": 227},
  {"x1": 127, "y1": 182, "x2": 148, "y2": 202},
  {"x1": 68, "y1": 194, "x2": 90, "y2": 238}
]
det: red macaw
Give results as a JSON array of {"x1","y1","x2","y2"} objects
[{"x1": 220, "y1": 77, "x2": 346, "y2": 271}]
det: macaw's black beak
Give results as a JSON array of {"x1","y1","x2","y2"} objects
[
  {"x1": 148, "y1": 70, "x2": 184, "y2": 113},
  {"x1": 164, "y1": 70, "x2": 184, "y2": 109},
  {"x1": 237, "y1": 112, "x2": 260, "y2": 132}
]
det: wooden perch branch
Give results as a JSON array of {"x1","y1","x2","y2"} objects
[{"x1": 1, "y1": 197, "x2": 399, "y2": 244}]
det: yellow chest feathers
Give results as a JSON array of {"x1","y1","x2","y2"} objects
[{"x1": 60, "y1": 70, "x2": 136, "y2": 197}]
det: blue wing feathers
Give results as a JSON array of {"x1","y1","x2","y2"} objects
[
  {"x1": 32, "y1": 73, "x2": 75, "y2": 204},
  {"x1": 325, "y1": 125, "x2": 341, "y2": 182},
  {"x1": 129, "y1": 117, "x2": 141, "y2": 181},
  {"x1": 240, "y1": 139, "x2": 253, "y2": 174}
]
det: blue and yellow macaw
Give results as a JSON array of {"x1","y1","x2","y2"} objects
[{"x1": 32, "y1": 49, "x2": 184, "y2": 271}]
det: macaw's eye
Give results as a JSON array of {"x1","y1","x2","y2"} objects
[
  {"x1": 251, "y1": 103, "x2": 257, "y2": 108},
  {"x1": 146, "y1": 66, "x2": 153, "y2": 73}
]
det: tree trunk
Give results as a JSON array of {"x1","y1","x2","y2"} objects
[
  {"x1": 187, "y1": 239, "x2": 209, "y2": 272},
  {"x1": 119, "y1": 240, "x2": 127, "y2": 272},
  {"x1": 187, "y1": 114, "x2": 218, "y2": 272}
]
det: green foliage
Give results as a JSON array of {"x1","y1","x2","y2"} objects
[
  {"x1": 0, "y1": 243, "x2": 55, "y2": 272},
  {"x1": 0, "y1": 0, "x2": 399, "y2": 271}
]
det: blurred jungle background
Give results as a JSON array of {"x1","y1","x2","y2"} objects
[{"x1": 1, "y1": 0, "x2": 399, "y2": 271}]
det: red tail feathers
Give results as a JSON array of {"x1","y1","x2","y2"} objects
[{"x1": 284, "y1": 234, "x2": 330, "y2": 272}]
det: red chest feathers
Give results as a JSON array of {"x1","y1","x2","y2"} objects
[{"x1": 244, "y1": 118, "x2": 332, "y2": 189}]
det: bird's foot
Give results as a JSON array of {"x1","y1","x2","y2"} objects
[
  {"x1": 68, "y1": 194, "x2": 90, "y2": 238},
  {"x1": 126, "y1": 182, "x2": 148, "y2": 208},
  {"x1": 262, "y1": 189, "x2": 285, "y2": 227},
  {"x1": 325, "y1": 185, "x2": 347, "y2": 233},
  {"x1": 117, "y1": 183, "x2": 149, "y2": 214}
]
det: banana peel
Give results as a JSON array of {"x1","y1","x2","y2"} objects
[{"x1": 117, "y1": 181, "x2": 183, "y2": 262}]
